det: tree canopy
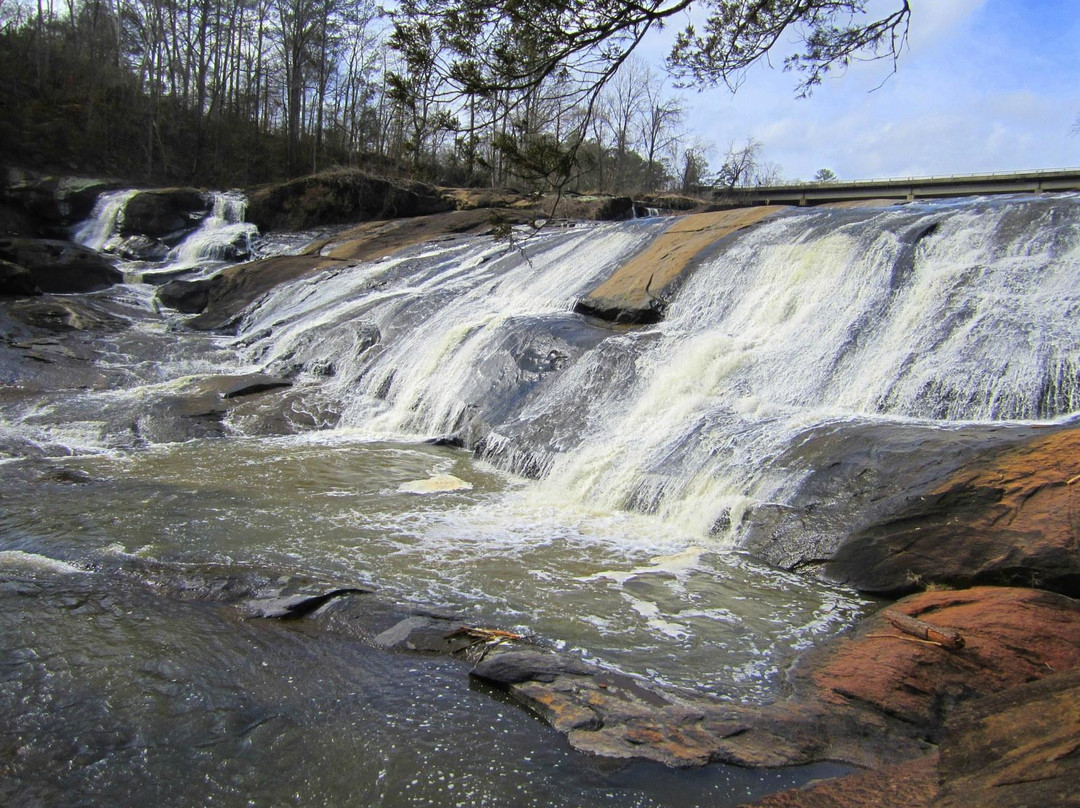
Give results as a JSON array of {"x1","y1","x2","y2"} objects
[{"x1": 391, "y1": 0, "x2": 912, "y2": 107}]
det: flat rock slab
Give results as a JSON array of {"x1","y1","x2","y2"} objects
[
  {"x1": 474, "y1": 587, "x2": 1080, "y2": 772},
  {"x1": 574, "y1": 206, "x2": 786, "y2": 323}
]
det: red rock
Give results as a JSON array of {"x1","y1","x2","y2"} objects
[{"x1": 803, "y1": 587, "x2": 1080, "y2": 730}]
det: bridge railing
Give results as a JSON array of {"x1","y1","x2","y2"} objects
[{"x1": 749, "y1": 167, "x2": 1080, "y2": 192}]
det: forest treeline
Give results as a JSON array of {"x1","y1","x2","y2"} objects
[{"x1": 0, "y1": 0, "x2": 783, "y2": 192}]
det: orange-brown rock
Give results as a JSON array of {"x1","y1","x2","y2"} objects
[
  {"x1": 745, "y1": 663, "x2": 1080, "y2": 808},
  {"x1": 936, "y1": 667, "x2": 1080, "y2": 808},
  {"x1": 799, "y1": 586, "x2": 1080, "y2": 730},
  {"x1": 827, "y1": 426, "x2": 1080, "y2": 596},
  {"x1": 574, "y1": 206, "x2": 786, "y2": 323}
]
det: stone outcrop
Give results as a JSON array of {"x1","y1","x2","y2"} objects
[
  {"x1": 825, "y1": 425, "x2": 1080, "y2": 597},
  {"x1": 469, "y1": 587, "x2": 1080, "y2": 772},
  {"x1": 574, "y1": 206, "x2": 786, "y2": 323},
  {"x1": 0, "y1": 237, "x2": 123, "y2": 293},
  {"x1": 175, "y1": 208, "x2": 535, "y2": 329},
  {"x1": 738, "y1": 419, "x2": 1080, "y2": 598},
  {"x1": 120, "y1": 188, "x2": 206, "y2": 237},
  {"x1": 1, "y1": 168, "x2": 121, "y2": 235},
  {"x1": 246, "y1": 170, "x2": 454, "y2": 231}
]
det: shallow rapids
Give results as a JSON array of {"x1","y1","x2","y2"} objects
[{"x1": 3, "y1": 191, "x2": 1080, "y2": 805}]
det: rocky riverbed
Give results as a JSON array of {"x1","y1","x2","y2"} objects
[{"x1": 2, "y1": 169, "x2": 1079, "y2": 807}]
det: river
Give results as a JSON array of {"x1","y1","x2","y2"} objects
[{"x1": 2, "y1": 190, "x2": 1078, "y2": 805}]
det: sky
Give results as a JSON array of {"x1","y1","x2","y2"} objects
[{"x1": 638, "y1": 0, "x2": 1080, "y2": 182}]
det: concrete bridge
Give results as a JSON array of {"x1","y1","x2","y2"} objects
[{"x1": 715, "y1": 168, "x2": 1080, "y2": 207}]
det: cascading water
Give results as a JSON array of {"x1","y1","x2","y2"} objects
[
  {"x1": 72, "y1": 188, "x2": 139, "y2": 251},
  {"x1": 5, "y1": 191, "x2": 1079, "y2": 807},
  {"x1": 164, "y1": 190, "x2": 257, "y2": 270},
  {"x1": 237, "y1": 194, "x2": 1080, "y2": 540},
  {"x1": 72, "y1": 188, "x2": 258, "y2": 280}
]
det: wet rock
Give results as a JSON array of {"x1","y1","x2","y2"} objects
[
  {"x1": 134, "y1": 373, "x2": 299, "y2": 443},
  {"x1": 6, "y1": 296, "x2": 128, "y2": 332},
  {"x1": 156, "y1": 277, "x2": 213, "y2": 313},
  {"x1": 471, "y1": 649, "x2": 594, "y2": 685},
  {"x1": 936, "y1": 668, "x2": 1080, "y2": 808},
  {"x1": 114, "y1": 234, "x2": 171, "y2": 262},
  {"x1": 120, "y1": 188, "x2": 206, "y2": 237},
  {"x1": 373, "y1": 615, "x2": 475, "y2": 654},
  {"x1": 186, "y1": 254, "x2": 328, "y2": 331},
  {"x1": 825, "y1": 425, "x2": 1080, "y2": 597},
  {"x1": 0, "y1": 259, "x2": 40, "y2": 295},
  {"x1": 0, "y1": 237, "x2": 123, "y2": 293},
  {"x1": 575, "y1": 207, "x2": 785, "y2": 324},
  {"x1": 220, "y1": 375, "x2": 291, "y2": 399},
  {"x1": 739, "y1": 419, "x2": 1073, "y2": 590},
  {"x1": 243, "y1": 587, "x2": 370, "y2": 619}
]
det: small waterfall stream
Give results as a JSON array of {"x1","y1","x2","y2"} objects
[
  {"x1": 72, "y1": 188, "x2": 258, "y2": 279},
  {"x1": 72, "y1": 188, "x2": 139, "y2": 251},
  {"x1": 165, "y1": 190, "x2": 256, "y2": 269}
]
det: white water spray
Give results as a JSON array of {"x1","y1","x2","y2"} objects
[{"x1": 72, "y1": 189, "x2": 139, "y2": 251}]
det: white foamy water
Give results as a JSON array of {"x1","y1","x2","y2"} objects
[
  {"x1": 164, "y1": 190, "x2": 257, "y2": 271},
  {"x1": 72, "y1": 189, "x2": 139, "y2": 251},
  {"x1": 229, "y1": 195, "x2": 1080, "y2": 541}
]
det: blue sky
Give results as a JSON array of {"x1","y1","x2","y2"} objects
[{"x1": 641, "y1": 0, "x2": 1080, "y2": 182}]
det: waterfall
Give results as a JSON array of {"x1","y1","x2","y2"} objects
[
  {"x1": 72, "y1": 189, "x2": 139, "y2": 251},
  {"x1": 234, "y1": 194, "x2": 1080, "y2": 539},
  {"x1": 166, "y1": 190, "x2": 257, "y2": 269},
  {"x1": 71, "y1": 189, "x2": 259, "y2": 281}
]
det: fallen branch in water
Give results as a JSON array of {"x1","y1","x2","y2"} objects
[
  {"x1": 445, "y1": 626, "x2": 526, "y2": 643},
  {"x1": 880, "y1": 610, "x2": 965, "y2": 650}
]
